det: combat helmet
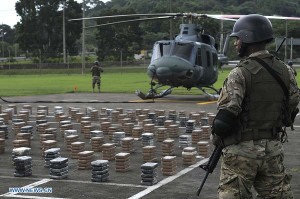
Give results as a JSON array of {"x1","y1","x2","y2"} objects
[
  {"x1": 230, "y1": 14, "x2": 274, "y2": 44},
  {"x1": 94, "y1": 61, "x2": 99, "y2": 66}
]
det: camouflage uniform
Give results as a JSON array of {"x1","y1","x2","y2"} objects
[
  {"x1": 90, "y1": 64, "x2": 103, "y2": 92},
  {"x1": 217, "y1": 50, "x2": 300, "y2": 199}
]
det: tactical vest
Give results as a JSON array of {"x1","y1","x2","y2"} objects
[
  {"x1": 238, "y1": 54, "x2": 290, "y2": 129},
  {"x1": 91, "y1": 66, "x2": 101, "y2": 77}
]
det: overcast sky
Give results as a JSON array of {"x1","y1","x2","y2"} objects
[{"x1": 0, "y1": 0, "x2": 110, "y2": 28}]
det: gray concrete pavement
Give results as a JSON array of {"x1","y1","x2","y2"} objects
[{"x1": 0, "y1": 93, "x2": 299, "y2": 199}]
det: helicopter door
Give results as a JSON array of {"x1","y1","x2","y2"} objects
[
  {"x1": 198, "y1": 45, "x2": 218, "y2": 85},
  {"x1": 195, "y1": 48, "x2": 202, "y2": 66},
  {"x1": 205, "y1": 50, "x2": 212, "y2": 67}
]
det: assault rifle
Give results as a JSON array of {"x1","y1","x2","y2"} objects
[{"x1": 197, "y1": 144, "x2": 223, "y2": 196}]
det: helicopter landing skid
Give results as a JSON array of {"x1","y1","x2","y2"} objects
[
  {"x1": 198, "y1": 86, "x2": 220, "y2": 99},
  {"x1": 135, "y1": 88, "x2": 173, "y2": 100}
]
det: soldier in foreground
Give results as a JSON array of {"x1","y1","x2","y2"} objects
[
  {"x1": 90, "y1": 61, "x2": 103, "y2": 93},
  {"x1": 211, "y1": 14, "x2": 300, "y2": 198}
]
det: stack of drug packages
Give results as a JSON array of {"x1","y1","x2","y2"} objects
[
  {"x1": 59, "y1": 121, "x2": 72, "y2": 138},
  {"x1": 100, "y1": 121, "x2": 111, "y2": 135},
  {"x1": 102, "y1": 143, "x2": 116, "y2": 161},
  {"x1": 91, "y1": 160, "x2": 109, "y2": 182},
  {"x1": 70, "y1": 141, "x2": 85, "y2": 159},
  {"x1": 161, "y1": 139, "x2": 175, "y2": 156},
  {"x1": 197, "y1": 141, "x2": 210, "y2": 158},
  {"x1": 13, "y1": 135, "x2": 30, "y2": 148},
  {"x1": 161, "y1": 156, "x2": 177, "y2": 176},
  {"x1": 44, "y1": 128, "x2": 57, "y2": 140},
  {"x1": 185, "y1": 120, "x2": 195, "y2": 134},
  {"x1": 141, "y1": 162, "x2": 158, "y2": 186},
  {"x1": 0, "y1": 137, "x2": 4, "y2": 154},
  {"x1": 49, "y1": 157, "x2": 68, "y2": 179},
  {"x1": 40, "y1": 133, "x2": 55, "y2": 149},
  {"x1": 141, "y1": 133, "x2": 154, "y2": 146},
  {"x1": 65, "y1": 131, "x2": 79, "y2": 151},
  {"x1": 113, "y1": 131, "x2": 125, "y2": 146},
  {"x1": 44, "y1": 148, "x2": 61, "y2": 168},
  {"x1": 14, "y1": 156, "x2": 32, "y2": 177},
  {"x1": 15, "y1": 132, "x2": 31, "y2": 147},
  {"x1": 179, "y1": 135, "x2": 192, "y2": 149},
  {"x1": 0, "y1": 125, "x2": 9, "y2": 139},
  {"x1": 191, "y1": 129, "x2": 203, "y2": 144},
  {"x1": 132, "y1": 126, "x2": 143, "y2": 139},
  {"x1": 82, "y1": 124, "x2": 94, "y2": 139},
  {"x1": 20, "y1": 125, "x2": 34, "y2": 140},
  {"x1": 201, "y1": 126, "x2": 211, "y2": 140},
  {"x1": 41, "y1": 140, "x2": 57, "y2": 157},
  {"x1": 121, "y1": 137, "x2": 134, "y2": 153},
  {"x1": 0, "y1": 112, "x2": 10, "y2": 124},
  {"x1": 90, "y1": 130, "x2": 104, "y2": 152},
  {"x1": 167, "y1": 124, "x2": 179, "y2": 138},
  {"x1": 156, "y1": 127, "x2": 168, "y2": 142},
  {"x1": 78, "y1": 151, "x2": 94, "y2": 170},
  {"x1": 123, "y1": 122, "x2": 134, "y2": 137},
  {"x1": 107, "y1": 126, "x2": 119, "y2": 141},
  {"x1": 142, "y1": 146, "x2": 157, "y2": 162},
  {"x1": 182, "y1": 147, "x2": 197, "y2": 165},
  {"x1": 12, "y1": 147, "x2": 31, "y2": 164},
  {"x1": 115, "y1": 152, "x2": 130, "y2": 172}
]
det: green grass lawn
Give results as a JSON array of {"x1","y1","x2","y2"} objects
[{"x1": 0, "y1": 68, "x2": 297, "y2": 97}]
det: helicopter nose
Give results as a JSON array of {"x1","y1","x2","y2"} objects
[
  {"x1": 147, "y1": 62, "x2": 173, "y2": 78},
  {"x1": 148, "y1": 56, "x2": 193, "y2": 78},
  {"x1": 156, "y1": 67, "x2": 172, "y2": 76}
]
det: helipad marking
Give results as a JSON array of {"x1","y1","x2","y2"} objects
[
  {"x1": 128, "y1": 158, "x2": 209, "y2": 199},
  {"x1": 46, "y1": 179, "x2": 148, "y2": 188},
  {"x1": 0, "y1": 175, "x2": 147, "y2": 189},
  {"x1": 0, "y1": 177, "x2": 146, "y2": 199}
]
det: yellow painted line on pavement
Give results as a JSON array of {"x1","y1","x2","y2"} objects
[{"x1": 197, "y1": 101, "x2": 218, "y2": 105}]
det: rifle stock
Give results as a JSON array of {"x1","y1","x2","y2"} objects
[{"x1": 197, "y1": 144, "x2": 223, "y2": 196}]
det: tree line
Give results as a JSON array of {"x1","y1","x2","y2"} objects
[{"x1": 1, "y1": 0, "x2": 300, "y2": 63}]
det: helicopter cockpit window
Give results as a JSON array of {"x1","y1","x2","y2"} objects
[
  {"x1": 172, "y1": 43, "x2": 193, "y2": 61},
  {"x1": 151, "y1": 42, "x2": 171, "y2": 60},
  {"x1": 183, "y1": 27, "x2": 188, "y2": 34}
]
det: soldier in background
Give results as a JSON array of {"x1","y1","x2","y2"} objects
[
  {"x1": 212, "y1": 14, "x2": 300, "y2": 198},
  {"x1": 90, "y1": 61, "x2": 103, "y2": 93}
]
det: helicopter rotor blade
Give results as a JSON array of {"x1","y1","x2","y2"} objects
[
  {"x1": 69, "y1": 13, "x2": 182, "y2": 22},
  {"x1": 85, "y1": 16, "x2": 175, "y2": 28},
  {"x1": 70, "y1": 13, "x2": 239, "y2": 22},
  {"x1": 205, "y1": 14, "x2": 237, "y2": 21},
  {"x1": 208, "y1": 14, "x2": 300, "y2": 21},
  {"x1": 265, "y1": 16, "x2": 300, "y2": 20}
]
